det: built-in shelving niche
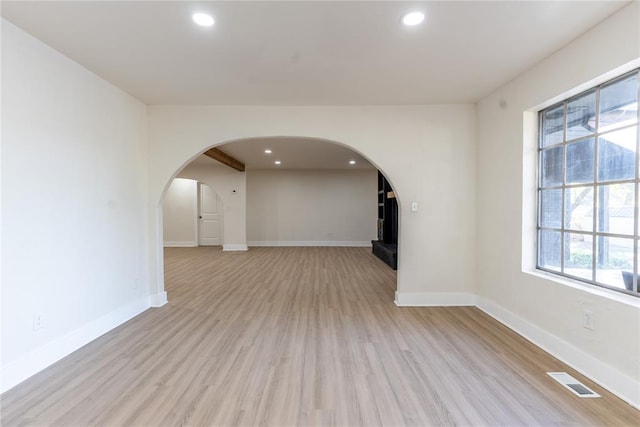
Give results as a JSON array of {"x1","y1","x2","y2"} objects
[{"x1": 372, "y1": 171, "x2": 397, "y2": 269}]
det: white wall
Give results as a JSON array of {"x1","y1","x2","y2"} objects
[
  {"x1": 177, "y1": 161, "x2": 246, "y2": 250},
  {"x1": 476, "y1": 2, "x2": 640, "y2": 407},
  {"x1": 162, "y1": 178, "x2": 197, "y2": 247},
  {"x1": 1, "y1": 21, "x2": 150, "y2": 392},
  {"x1": 2, "y1": 3, "x2": 637, "y2": 406},
  {"x1": 247, "y1": 169, "x2": 377, "y2": 246},
  {"x1": 147, "y1": 105, "x2": 477, "y2": 303}
]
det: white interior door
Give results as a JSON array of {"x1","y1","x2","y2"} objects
[{"x1": 198, "y1": 183, "x2": 221, "y2": 246}]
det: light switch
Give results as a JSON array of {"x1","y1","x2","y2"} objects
[{"x1": 411, "y1": 201, "x2": 418, "y2": 212}]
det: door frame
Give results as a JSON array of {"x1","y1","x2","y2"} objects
[{"x1": 197, "y1": 182, "x2": 223, "y2": 247}]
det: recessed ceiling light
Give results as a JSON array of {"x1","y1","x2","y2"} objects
[
  {"x1": 274, "y1": 160, "x2": 281, "y2": 165},
  {"x1": 192, "y1": 13, "x2": 214, "y2": 27},
  {"x1": 401, "y1": 11, "x2": 425, "y2": 26},
  {"x1": 264, "y1": 149, "x2": 272, "y2": 154},
  {"x1": 349, "y1": 160, "x2": 356, "y2": 165}
]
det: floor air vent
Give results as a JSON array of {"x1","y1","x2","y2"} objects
[{"x1": 547, "y1": 372, "x2": 600, "y2": 398}]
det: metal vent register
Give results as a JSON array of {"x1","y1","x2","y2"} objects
[{"x1": 547, "y1": 372, "x2": 600, "y2": 398}]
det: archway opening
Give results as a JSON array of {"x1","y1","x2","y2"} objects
[{"x1": 157, "y1": 136, "x2": 402, "y2": 303}]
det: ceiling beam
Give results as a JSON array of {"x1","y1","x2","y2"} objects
[{"x1": 203, "y1": 148, "x2": 245, "y2": 172}]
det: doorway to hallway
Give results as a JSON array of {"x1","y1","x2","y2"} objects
[
  {"x1": 163, "y1": 179, "x2": 223, "y2": 248},
  {"x1": 198, "y1": 182, "x2": 222, "y2": 246}
]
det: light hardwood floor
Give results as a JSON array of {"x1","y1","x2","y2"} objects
[{"x1": 2, "y1": 247, "x2": 638, "y2": 426}]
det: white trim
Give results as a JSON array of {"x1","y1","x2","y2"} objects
[
  {"x1": 0, "y1": 296, "x2": 150, "y2": 394},
  {"x1": 525, "y1": 270, "x2": 640, "y2": 308},
  {"x1": 222, "y1": 244, "x2": 248, "y2": 251},
  {"x1": 394, "y1": 292, "x2": 476, "y2": 307},
  {"x1": 163, "y1": 241, "x2": 197, "y2": 247},
  {"x1": 395, "y1": 292, "x2": 640, "y2": 408},
  {"x1": 2, "y1": 288, "x2": 637, "y2": 409},
  {"x1": 248, "y1": 240, "x2": 372, "y2": 247},
  {"x1": 476, "y1": 296, "x2": 640, "y2": 410},
  {"x1": 149, "y1": 291, "x2": 168, "y2": 307},
  {"x1": 195, "y1": 181, "x2": 201, "y2": 246}
]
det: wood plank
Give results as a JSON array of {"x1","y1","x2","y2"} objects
[
  {"x1": 203, "y1": 147, "x2": 245, "y2": 171},
  {"x1": 1, "y1": 247, "x2": 638, "y2": 426}
]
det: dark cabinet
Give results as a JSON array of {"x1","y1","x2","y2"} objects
[{"x1": 372, "y1": 171, "x2": 398, "y2": 269}]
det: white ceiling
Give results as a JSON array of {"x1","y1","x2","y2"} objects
[
  {"x1": 1, "y1": 1, "x2": 628, "y2": 106},
  {"x1": 211, "y1": 137, "x2": 375, "y2": 169},
  {"x1": 1, "y1": 1, "x2": 629, "y2": 170}
]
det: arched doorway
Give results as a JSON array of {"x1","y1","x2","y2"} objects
[
  {"x1": 151, "y1": 136, "x2": 402, "y2": 306},
  {"x1": 144, "y1": 104, "x2": 472, "y2": 308}
]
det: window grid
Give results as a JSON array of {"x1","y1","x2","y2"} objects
[{"x1": 537, "y1": 69, "x2": 640, "y2": 296}]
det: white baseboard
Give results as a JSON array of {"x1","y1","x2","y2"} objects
[
  {"x1": 394, "y1": 291, "x2": 476, "y2": 306},
  {"x1": 3, "y1": 288, "x2": 636, "y2": 409},
  {"x1": 163, "y1": 241, "x2": 197, "y2": 247},
  {"x1": 248, "y1": 241, "x2": 372, "y2": 247},
  {"x1": 394, "y1": 291, "x2": 640, "y2": 408},
  {"x1": 476, "y1": 296, "x2": 640, "y2": 410},
  {"x1": 149, "y1": 291, "x2": 168, "y2": 307},
  {"x1": 0, "y1": 296, "x2": 149, "y2": 394},
  {"x1": 223, "y1": 244, "x2": 249, "y2": 251}
]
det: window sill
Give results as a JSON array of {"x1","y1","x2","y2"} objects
[{"x1": 525, "y1": 269, "x2": 640, "y2": 308}]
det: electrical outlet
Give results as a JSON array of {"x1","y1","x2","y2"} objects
[
  {"x1": 583, "y1": 310, "x2": 594, "y2": 330},
  {"x1": 33, "y1": 313, "x2": 44, "y2": 331}
]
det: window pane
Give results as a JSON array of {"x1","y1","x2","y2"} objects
[
  {"x1": 566, "y1": 138, "x2": 594, "y2": 184},
  {"x1": 541, "y1": 146, "x2": 564, "y2": 187},
  {"x1": 597, "y1": 127, "x2": 637, "y2": 182},
  {"x1": 538, "y1": 70, "x2": 639, "y2": 297},
  {"x1": 599, "y1": 72, "x2": 638, "y2": 133},
  {"x1": 565, "y1": 186, "x2": 593, "y2": 232},
  {"x1": 595, "y1": 236, "x2": 633, "y2": 289},
  {"x1": 596, "y1": 183, "x2": 635, "y2": 235},
  {"x1": 539, "y1": 230, "x2": 561, "y2": 271},
  {"x1": 564, "y1": 233, "x2": 592, "y2": 281},
  {"x1": 541, "y1": 104, "x2": 564, "y2": 147},
  {"x1": 566, "y1": 90, "x2": 596, "y2": 141},
  {"x1": 540, "y1": 189, "x2": 562, "y2": 228}
]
